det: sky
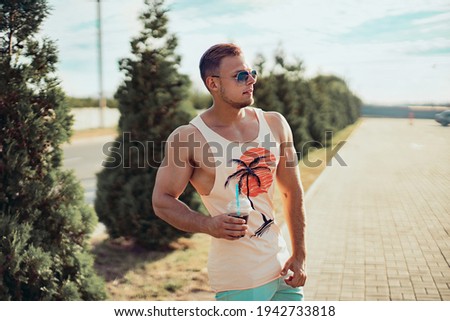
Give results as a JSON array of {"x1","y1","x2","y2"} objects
[{"x1": 41, "y1": 0, "x2": 450, "y2": 105}]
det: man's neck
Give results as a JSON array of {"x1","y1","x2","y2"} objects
[{"x1": 207, "y1": 103, "x2": 249, "y2": 126}]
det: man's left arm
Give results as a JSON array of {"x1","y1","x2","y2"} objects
[{"x1": 274, "y1": 113, "x2": 307, "y2": 288}]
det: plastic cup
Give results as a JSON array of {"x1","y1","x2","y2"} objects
[{"x1": 226, "y1": 195, "x2": 252, "y2": 224}]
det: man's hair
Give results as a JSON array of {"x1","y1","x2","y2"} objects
[{"x1": 199, "y1": 43, "x2": 242, "y2": 88}]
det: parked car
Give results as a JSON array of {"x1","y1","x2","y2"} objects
[{"x1": 435, "y1": 110, "x2": 450, "y2": 126}]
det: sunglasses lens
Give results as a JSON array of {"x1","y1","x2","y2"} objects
[
  {"x1": 236, "y1": 71, "x2": 248, "y2": 83},
  {"x1": 236, "y1": 70, "x2": 257, "y2": 83}
]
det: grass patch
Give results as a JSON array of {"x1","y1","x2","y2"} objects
[
  {"x1": 92, "y1": 233, "x2": 211, "y2": 300},
  {"x1": 92, "y1": 120, "x2": 362, "y2": 301}
]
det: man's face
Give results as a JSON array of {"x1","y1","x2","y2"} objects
[{"x1": 213, "y1": 55, "x2": 257, "y2": 109}]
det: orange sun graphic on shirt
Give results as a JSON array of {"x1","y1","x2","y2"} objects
[
  {"x1": 224, "y1": 147, "x2": 276, "y2": 238},
  {"x1": 225, "y1": 147, "x2": 276, "y2": 197}
]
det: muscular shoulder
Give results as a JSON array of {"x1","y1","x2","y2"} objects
[
  {"x1": 261, "y1": 110, "x2": 292, "y2": 143},
  {"x1": 165, "y1": 123, "x2": 206, "y2": 165},
  {"x1": 166, "y1": 123, "x2": 203, "y2": 144}
]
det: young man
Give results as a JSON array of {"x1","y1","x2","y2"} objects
[{"x1": 152, "y1": 43, "x2": 307, "y2": 301}]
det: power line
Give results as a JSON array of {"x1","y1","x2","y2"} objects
[{"x1": 96, "y1": 0, "x2": 106, "y2": 128}]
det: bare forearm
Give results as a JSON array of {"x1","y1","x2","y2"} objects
[
  {"x1": 153, "y1": 193, "x2": 211, "y2": 235},
  {"x1": 283, "y1": 190, "x2": 307, "y2": 259}
]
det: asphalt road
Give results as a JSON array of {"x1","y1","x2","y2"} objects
[
  {"x1": 62, "y1": 134, "x2": 116, "y2": 236},
  {"x1": 62, "y1": 135, "x2": 115, "y2": 205}
]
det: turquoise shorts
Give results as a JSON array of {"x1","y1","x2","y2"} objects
[{"x1": 215, "y1": 277, "x2": 304, "y2": 301}]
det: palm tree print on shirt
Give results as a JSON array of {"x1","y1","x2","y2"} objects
[{"x1": 224, "y1": 147, "x2": 276, "y2": 237}]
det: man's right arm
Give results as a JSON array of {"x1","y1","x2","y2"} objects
[{"x1": 152, "y1": 126, "x2": 247, "y2": 240}]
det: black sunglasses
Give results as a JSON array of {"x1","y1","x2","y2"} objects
[{"x1": 211, "y1": 69, "x2": 257, "y2": 84}]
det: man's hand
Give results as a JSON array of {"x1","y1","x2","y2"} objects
[
  {"x1": 207, "y1": 214, "x2": 248, "y2": 240},
  {"x1": 280, "y1": 256, "x2": 307, "y2": 287}
]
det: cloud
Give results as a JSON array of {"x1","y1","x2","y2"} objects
[
  {"x1": 41, "y1": 0, "x2": 450, "y2": 104},
  {"x1": 413, "y1": 11, "x2": 450, "y2": 25}
]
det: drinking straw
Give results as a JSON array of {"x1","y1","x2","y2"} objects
[{"x1": 235, "y1": 184, "x2": 240, "y2": 216}]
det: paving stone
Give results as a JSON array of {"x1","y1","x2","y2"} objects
[{"x1": 300, "y1": 119, "x2": 449, "y2": 301}]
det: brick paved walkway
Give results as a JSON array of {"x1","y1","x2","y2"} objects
[{"x1": 300, "y1": 118, "x2": 449, "y2": 301}]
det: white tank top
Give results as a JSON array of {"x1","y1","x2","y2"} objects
[{"x1": 189, "y1": 107, "x2": 290, "y2": 292}]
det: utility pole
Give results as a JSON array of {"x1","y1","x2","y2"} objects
[{"x1": 97, "y1": 0, "x2": 106, "y2": 128}]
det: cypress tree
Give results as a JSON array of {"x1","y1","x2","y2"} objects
[
  {"x1": 95, "y1": 0, "x2": 202, "y2": 250},
  {"x1": 0, "y1": 0, "x2": 106, "y2": 300}
]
